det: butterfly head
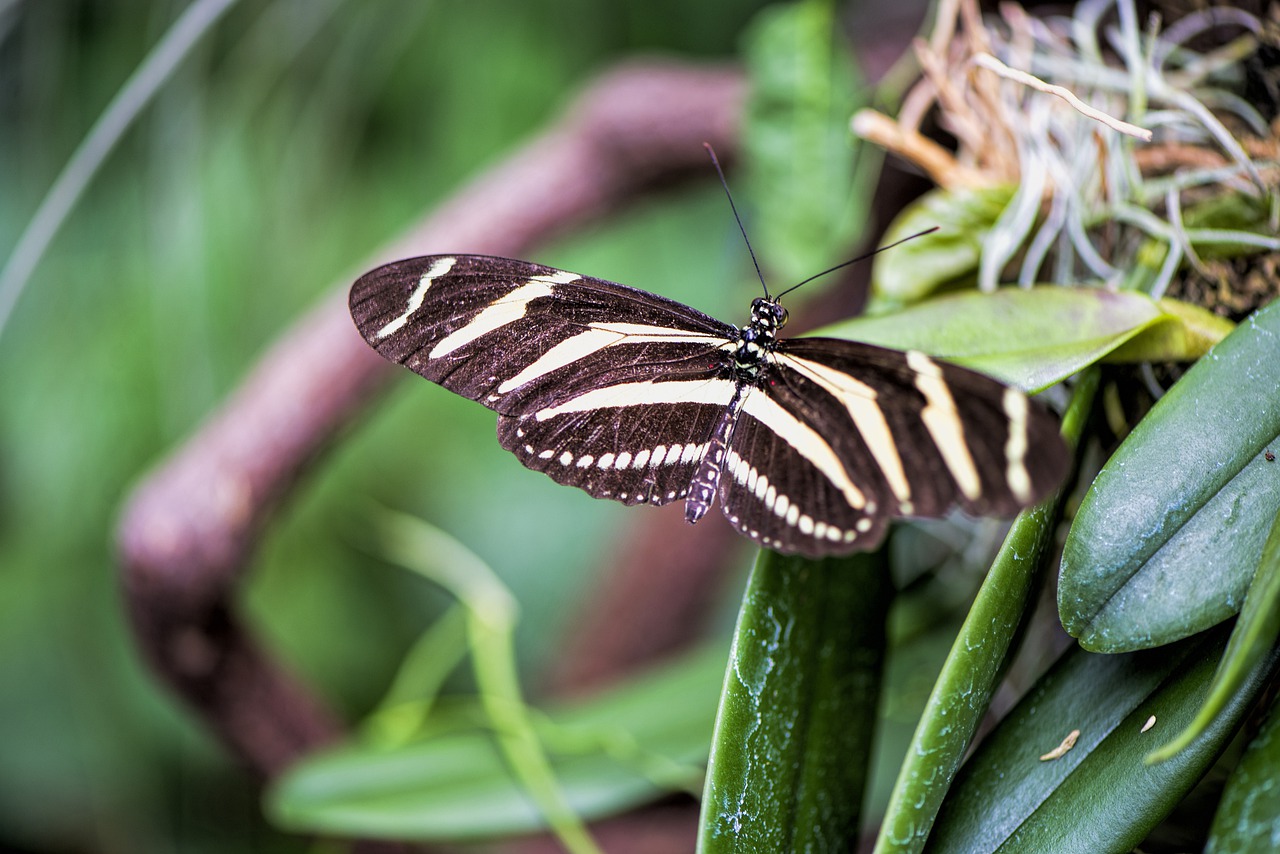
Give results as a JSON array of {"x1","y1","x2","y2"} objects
[
  {"x1": 733, "y1": 298, "x2": 788, "y2": 378},
  {"x1": 749, "y1": 297, "x2": 788, "y2": 337}
]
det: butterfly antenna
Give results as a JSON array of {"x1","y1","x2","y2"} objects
[
  {"x1": 774, "y1": 227, "x2": 940, "y2": 300},
  {"x1": 704, "y1": 143, "x2": 771, "y2": 299}
]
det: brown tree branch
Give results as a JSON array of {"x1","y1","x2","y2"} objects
[{"x1": 117, "y1": 59, "x2": 745, "y2": 776}]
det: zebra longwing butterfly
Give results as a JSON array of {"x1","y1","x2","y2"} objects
[{"x1": 349, "y1": 254, "x2": 1069, "y2": 557}]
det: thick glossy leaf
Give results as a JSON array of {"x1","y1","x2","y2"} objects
[
  {"x1": 1205, "y1": 693, "x2": 1280, "y2": 852},
  {"x1": 818, "y1": 287, "x2": 1227, "y2": 393},
  {"x1": 867, "y1": 186, "x2": 1014, "y2": 314},
  {"x1": 1148, "y1": 506, "x2": 1280, "y2": 763},
  {"x1": 267, "y1": 644, "x2": 723, "y2": 841},
  {"x1": 698, "y1": 549, "x2": 890, "y2": 853},
  {"x1": 926, "y1": 629, "x2": 1280, "y2": 853},
  {"x1": 873, "y1": 370, "x2": 1098, "y2": 854},
  {"x1": 1061, "y1": 300, "x2": 1280, "y2": 652},
  {"x1": 741, "y1": 0, "x2": 869, "y2": 283}
]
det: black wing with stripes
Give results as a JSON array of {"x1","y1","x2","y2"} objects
[
  {"x1": 715, "y1": 338, "x2": 1069, "y2": 556},
  {"x1": 350, "y1": 254, "x2": 737, "y2": 507}
]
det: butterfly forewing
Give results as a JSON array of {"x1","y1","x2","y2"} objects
[{"x1": 350, "y1": 255, "x2": 735, "y2": 415}]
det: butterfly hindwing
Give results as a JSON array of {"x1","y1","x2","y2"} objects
[
  {"x1": 495, "y1": 377, "x2": 736, "y2": 506},
  {"x1": 717, "y1": 385, "x2": 892, "y2": 555}
]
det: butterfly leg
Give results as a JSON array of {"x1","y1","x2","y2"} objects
[{"x1": 684, "y1": 383, "x2": 749, "y2": 525}]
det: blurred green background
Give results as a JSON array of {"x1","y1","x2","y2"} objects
[{"x1": 0, "y1": 1, "x2": 776, "y2": 851}]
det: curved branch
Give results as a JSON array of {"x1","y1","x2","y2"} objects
[{"x1": 116, "y1": 59, "x2": 745, "y2": 775}]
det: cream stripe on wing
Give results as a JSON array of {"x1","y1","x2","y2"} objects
[
  {"x1": 498, "y1": 323, "x2": 723, "y2": 393},
  {"x1": 906, "y1": 350, "x2": 982, "y2": 500},
  {"x1": 533, "y1": 378, "x2": 737, "y2": 421},
  {"x1": 780, "y1": 353, "x2": 912, "y2": 511},
  {"x1": 430, "y1": 270, "x2": 579, "y2": 358},
  {"x1": 739, "y1": 391, "x2": 869, "y2": 510},
  {"x1": 375, "y1": 256, "x2": 457, "y2": 339}
]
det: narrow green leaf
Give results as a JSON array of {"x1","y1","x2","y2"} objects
[
  {"x1": 1205, "y1": 693, "x2": 1280, "y2": 852},
  {"x1": 1147, "y1": 506, "x2": 1280, "y2": 763},
  {"x1": 817, "y1": 287, "x2": 1224, "y2": 393},
  {"x1": 1061, "y1": 299, "x2": 1280, "y2": 652},
  {"x1": 873, "y1": 369, "x2": 1098, "y2": 854},
  {"x1": 866, "y1": 186, "x2": 1014, "y2": 314},
  {"x1": 698, "y1": 550, "x2": 891, "y2": 853},
  {"x1": 349, "y1": 511, "x2": 601, "y2": 852},
  {"x1": 741, "y1": 0, "x2": 871, "y2": 283},
  {"x1": 267, "y1": 643, "x2": 724, "y2": 841},
  {"x1": 926, "y1": 629, "x2": 1280, "y2": 853}
]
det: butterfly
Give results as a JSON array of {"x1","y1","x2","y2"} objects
[{"x1": 349, "y1": 251, "x2": 1068, "y2": 557}]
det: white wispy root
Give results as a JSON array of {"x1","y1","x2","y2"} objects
[
  {"x1": 972, "y1": 52, "x2": 1152, "y2": 141},
  {"x1": 851, "y1": 0, "x2": 1276, "y2": 296}
]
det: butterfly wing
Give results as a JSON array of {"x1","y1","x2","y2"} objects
[
  {"x1": 350, "y1": 254, "x2": 741, "y2": 506},
  {"x1": 716, "y1": 338, "x2": 1068, "y2": 556}
]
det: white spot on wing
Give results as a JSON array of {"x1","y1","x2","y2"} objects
[
  {"x1": 375, "y1": 257, "x2": 457, "y2": 339},
  {"x1": 1003, "y1": 388, "x2": 1033, "y2": 503}
]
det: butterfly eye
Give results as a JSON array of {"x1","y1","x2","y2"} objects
[{"x1": 775, "y1": 305, "x2": 789, "y2": 329}]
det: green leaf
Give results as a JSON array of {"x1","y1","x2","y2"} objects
[
  {"x1": 1060, "y1": 299, "x2": 1280, "y2": 652},
  {"x1": 698, "y1": 550, "x2": 891, "y2": 852},
  {"x1": 926, "y1": 629, "x2": 1280, "y2": 853},
  {"x1": 816, "y1": 287, "x2": 1227, "y2": 393},
  {"x1": 266, "y1": 643, "x2": 723, "y2": 841},
  {"x1": 1105, "y1": 296, "x2": 1235, "y2": 363},
  {"x1": 867, "y1": 185, "x2": 1014, "y2": 314},
  {"x1": 873, "y1": 369, "x2": 1098, "y2": 854},
  {"x1": 1205, "y1": 693, "x2": 1280, "y2": 852},
  {"x1": 741, "y1": 0, "x2": 871, "y2": 283},
  {"x1": 1147, "y1": 505, "x2": 1280, "y2": 763}
]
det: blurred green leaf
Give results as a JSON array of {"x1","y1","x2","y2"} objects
[
  {"x1": 741, "y1": 0, "x2": 871, "y2": 283},
  {"x1": 268, "y1": 643, "x2": 722, "y2": 841},
  {"x1": 1105, "y1": 296, "x2": 1235, "y2": 363},
  {"x1": 1148, "y1": 506, "x2": 1280, "y2": 763},
  {"x1": 873, "y1": 368, "x2": 1098, "y2": 854},
  {"x1": 867, "y1": 186, "x2": 1014, "y2": 314},
  {"x1": 698, "y1": 550, "x2": 890, "y2": 852},
  {"x1": 817, "y1": 287, "x2": 1226, "y2": 393},
  {"x1": 1060, "y1": 299, "x2": 1280, "y2": 652},
  {"x1": 353, "y1": 511, "x2": 603, "y2": 852},
  {"x1": 926, "y1": 629, "x2": 1280, "y2": 853},
  {"x1": 1205, "y1": 693, "x2": 1280, "y2": 853}
]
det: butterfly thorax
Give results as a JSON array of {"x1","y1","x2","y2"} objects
[{"x1": 732, "y1": 297, "x2": 788, "y2": 381}]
